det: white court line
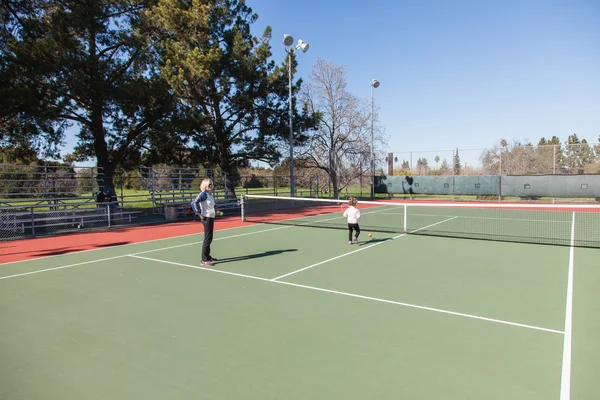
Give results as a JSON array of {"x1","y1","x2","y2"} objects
[
  {"x1": 0, "y1": 255, "x2": 127, "y2": 280},
  {"x1": 560, "y1": 213, "x2": 575, "y2": 400},
  {"x1": 0, "y1": 211, "x2": 416, "y2": 281},
  {"x1": 0, "y1": 221, "x2": 264, "y2": 266},
  {"x1": 0, "y1": 225, "x2": 293, "y2": 280},
  {"x1": 376, "y1": 211, "x2": 571, "y2": 224},
  {"x1": 0, "y1": 215, "x2": 454, "y2": 282},
  {"x1": 130, "y1": 225, "x2": 293, "y2": 255},
  {"x1": 130, "y1": 254, "x2": 564, "y2": 335},
  {"x1": 0, "y1": 206, "x2": 384, "y2": 267},
  {"x1": 270, "y1": 216, "x2": 458, "y2": 281},
  {"x1": 408, "y1": 216, "x2": 458, "y2": 234},
  {"x1": 132, "y1": 207, "x2": 396, "y2": 257},
  {"x1": 270, "y1": 237, "x2": 398, "y2": 281},
  {"x1": 133, "y1": 208, "x2": 394, "y2": 258}
]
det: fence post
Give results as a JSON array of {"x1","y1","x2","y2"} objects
[
  {"x1": 30, "y1": 207, "x2": 35, "y2": 238},
  {"x1": 498, "y1": 149, "x2": 502, "y2": 202},
  {"x1": 552, "y1": 145, "x2": 557, "y2": 204},
  {"x1": 91, "y1": 168, "x2": 96, "y2": 197},
  {"x1": 498, "y1": 175, "x2": 502, "y2": 202},
  {"x1": 119, "y1": 177, "x2": 124, "y2": 206},
  {"x1": 44, "y1": 165, "x2": 49, "y2": 199}
]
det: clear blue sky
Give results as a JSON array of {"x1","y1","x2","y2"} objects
[
  {"x1": 246, "y1": 0, "x2": 600, "y2": 167},
  {"x1": 63, "y1": 0, "x2": 600, "y2": 168}
]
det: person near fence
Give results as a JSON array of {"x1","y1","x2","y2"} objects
[
  {"x1": 191, "y1": 178, "x2": 218, "y2": 266},
  {"x1": 343, "y1": 197, "x2": 361, "y2": 244},
  {"x1": 96, "y1": 187, "x2": 118, "y2": 213}
]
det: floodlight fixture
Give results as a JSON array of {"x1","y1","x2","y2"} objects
[
  {"x1": 283, "y1": 34, "x2": 294, "y2": 47},
  {"x1": 296, "y1": 40, "x2": 309, "y2": 53}
]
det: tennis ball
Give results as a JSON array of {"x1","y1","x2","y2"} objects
[
  {"x1": 368, "y1": 233, "x2": 372, "y2": 237},
  {"x1": 219, "y1": 211, "x2": 224, "y2": 216}
]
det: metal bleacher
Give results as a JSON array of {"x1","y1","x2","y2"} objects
[
  {"x1": 140, "y1": 166, "x2": 241, "y2": 220},
  {"x1": 0, "y1": 164, "x2": 142, "y2": 240}
]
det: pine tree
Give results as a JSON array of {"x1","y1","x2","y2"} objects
[{"x1": 453, "y1": 149, "x2": 461, "y2": 175}]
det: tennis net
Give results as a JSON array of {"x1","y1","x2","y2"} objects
[{"x1": 241, "y1": 194, "x2": 600, "y2": 247}]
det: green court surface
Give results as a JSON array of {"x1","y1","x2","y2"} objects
[{"x1": 1, "y1": 218, "x2": 599, "y2": 399}]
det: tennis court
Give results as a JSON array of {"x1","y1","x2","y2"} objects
[{"x1": 1, "y1": 198, "x2": 599, "y2": 399}]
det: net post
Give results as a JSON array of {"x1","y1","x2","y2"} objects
[{"x1": 241, "y1": 195, "x2": 246, "y2": 222}]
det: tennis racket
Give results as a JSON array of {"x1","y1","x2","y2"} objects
[{"x1": 340, "y1": 203, "x2": 349, "y2": 212}]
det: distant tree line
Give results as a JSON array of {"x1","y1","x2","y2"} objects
[{"x1": 392, "y1": 135, "x2": 600, "y2": 176}]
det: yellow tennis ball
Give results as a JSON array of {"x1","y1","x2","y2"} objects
[{"x1": 368, "y1": 233, "x2": 372, "y2": 237}]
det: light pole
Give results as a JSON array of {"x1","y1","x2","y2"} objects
[
  {"x1": 370, "y1": 78, "x2": 380, "y2": 198},
  {"x1": 283, "y1": 34, "x2": 309, "y2": 197}
]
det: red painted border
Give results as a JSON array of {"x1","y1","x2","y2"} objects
[{"x1": 0, "y1": 216, "x2": 248, "y2": 264}]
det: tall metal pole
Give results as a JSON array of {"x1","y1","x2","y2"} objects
[
  {"x1": 370, "y1": 79, "x2": 379, "y2": 199},
  {"x1": 283, "y1": 34, "x2": 309, "y2": 197},
  {"x1": 371, "y1": 84, "x2": 374, "y2": 198},
  {"x1": 287, "y1": 51, "x2": 295, "y2": 196}
]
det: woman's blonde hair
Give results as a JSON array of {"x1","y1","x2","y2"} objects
[
  {"x1": 200, "y1": 178, "x2": 213, "y2": 191},
  {"x1": 349, "y1": 197, "x2": 358, "y2": 207}
]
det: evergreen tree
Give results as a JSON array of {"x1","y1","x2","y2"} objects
[
  {"x1": 453, "y1": 149, "x2": 461, "y2": 175},
  {"x1": 1, "y1": 0, "x2": 173, "y2": 193},
  {"x1": 145, "y1": 0, "x2": 317, "y2": 196},
  {"x1": 563, "y1": 134, "x2": 595, "y2": 173}
]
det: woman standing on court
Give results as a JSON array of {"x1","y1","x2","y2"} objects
[{"x1": 191, "y1": 178, "x2": 218, "y2": 266}]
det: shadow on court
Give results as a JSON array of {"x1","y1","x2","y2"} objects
[
  {"x1": 358, "y1": 238, "x2": 390, "y2": 245},
  {"x1": 94, "y1": 241, "x2": 131, "y2": 248},
  {"x1": 34, "y1": 247, "x2": 88, "y2": 256},
  {"x1": 214, "y1": 249, "x2": 297, "y2": 264}
]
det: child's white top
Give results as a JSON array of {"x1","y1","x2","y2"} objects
[{"x1": 343, "y1": 206, "x2": 361, "y2": 224}]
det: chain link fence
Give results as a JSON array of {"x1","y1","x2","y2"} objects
[{"x1": 4, "y1": 144, "x2": 599, "y2": 240}]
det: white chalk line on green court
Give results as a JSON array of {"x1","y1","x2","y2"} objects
[
  {"x1": 0, "y1": 211, "x2": 394, "y2": 279},
  {"x1": 0, "y1": 221, "x2": 264, "y2": 266},
  {"x1": 0, "y1": 203, "x2": 401, "y2": 272},
  {"x1": 271, "y1": 216, "x2": 458, "y2": 281},
  {"x1": 0, "y1": 225, "x2": 295, "y2": 279},
  {"x1": 0, "y1": 254, "x2": 128, "y2": 280},
  {"x1": 377, "y1": 210, "x2": 571, "y2": 225},
  {"x1": 129, "y1": 254, "x2": 565, "y2": 335},
  {"x1": 560, "y1": 212, "x2": 575, "y2": 400},
  {"x1": 0, "y1": 214, "x2": 454, "y2": 283},
  {"x1": 130, "y1": 210, "x2": 384, "y2": 256},
  {"x1": 270, "y1": 237, "x2": 397, "y2": 281},
  {"x1": 130, "y1": 225, "x2": 294, "y2": 255}
]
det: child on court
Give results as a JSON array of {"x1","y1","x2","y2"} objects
[
  {"x1": 191, "y1": 178, "x2": 218, "y2": 266},
  {"x1": 343, "y1": 197, "x2": 361, "y2": 244}
]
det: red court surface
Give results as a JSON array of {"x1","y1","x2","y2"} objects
[{"x1": 0, "y1": 216, "x2": 245, "y2": 264}]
